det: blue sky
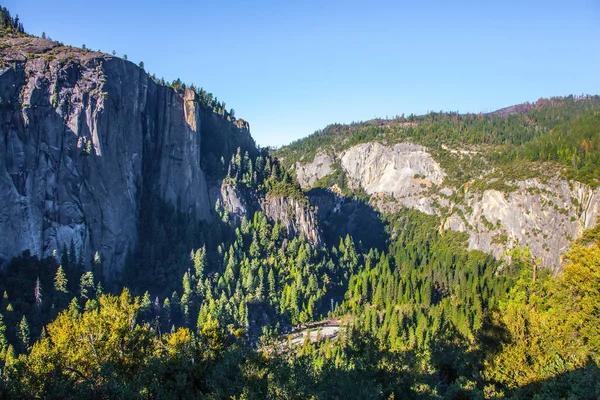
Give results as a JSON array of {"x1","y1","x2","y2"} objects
[{"x1": 7, "y1": 0, "x2": 600, "y2": 147}]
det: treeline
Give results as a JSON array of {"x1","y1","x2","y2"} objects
[
  {"x1": 276, "y1": 95, "x2": 600, "y2": 187},
  {"x1": 0, "y1": 7, "x2": 24, "y2": 35},
  {"x1": 1, "y1": 221, "x2": 598, "y2": 398},
  {"x1": 143, "y1": 75, "x2": 244, "y2": 127},
  {"x1": 498, "y1": 113, "x2": 600, "y2": 187}
]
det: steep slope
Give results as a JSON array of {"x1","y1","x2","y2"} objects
[
  {"x1": 0, "y1": 38, "x2": 213, "y2": 278},
  {"x1": 278, "y1": 97, "x2": 600, "y2": 270},
  {"x1": 0, "y1": 35, "x2": 320, "y2": 279}
]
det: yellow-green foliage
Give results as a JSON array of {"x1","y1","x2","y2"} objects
[
  {"x1": 16, "y1": 290, "x2": 153, "y2": 396},
  {"x1": 485, "y1": 240, "x2": 600, "y2": 388}
]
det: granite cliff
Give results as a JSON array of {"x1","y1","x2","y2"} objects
[
  {"x1": 0, "y1": 36, "x2": 321, "y2": 279},
  {"x1": 292, "y1": 142, "x2": 600, "y2": 270}
]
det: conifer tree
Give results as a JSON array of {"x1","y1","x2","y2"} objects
[
  {"x1": 18, "y1": 316, "x2": 30, "y2": 352},
  {"x1": 0, "y1": 313, "x2": 7, "y2": 362},
  {"x1": 79, "y1": 272, "x2": 95, "y2": 300},
  {"x1": 54, "y1": 265, "x2": 68, "y2": 294},
  {"x1": 140, "y1": 291, "x2": 151, "y2": 321},
  {"x1": 193, "y1": 247, "x2": 206, "y2": 279}
]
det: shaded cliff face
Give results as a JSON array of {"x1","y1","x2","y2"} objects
[
  {"x1": 260, "y1": 195, "x2": 322, "y2": 246},
  {"x1": 218, "y1": 182, "x2": 323, "y2": 246},
  {"x1": 306, "y1": 188, "x2": 387, "y2": 251},
  {"x1": 0, "y1": 37, "x2": 242, "y2": 278},
  {"x1": 295, "y1": 142, "x2": 600, "y2": 270}
]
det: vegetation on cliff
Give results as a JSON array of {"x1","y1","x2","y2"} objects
[
  {"x1": 0, "y1": 8, "x2": 599, "y2": 399},
  {"x1": 277, "y1": 95, "x2": 600, "y2": 188}
]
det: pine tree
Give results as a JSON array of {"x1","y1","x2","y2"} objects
[
  {"x1": 160, "y1": 296, "x2": 170, "y2": 321},
  {"x1": 54, "y1": 265, "x2": 68, "y2": 294},
  {"x1": 68, "y1": 297, "x2": 80, "y2": 318},
  {"x1": 181, "y1": 273, "x2": 192, "y2": 326},
  {"x1": 140, "y1": 291, "x2": 151, "y2": 321},
  {"x1": 193, "y1": 247, "x2": 206, "y2": 280},
  {"x1": 268, "y1": 267, "x2": 276, "y2": 300},
  {"x1": 18, "y1": 316, "x2": 30, "y2": 352},
  {"x1": 0, "y1": 313, "x2": 7, "y2": 362}
]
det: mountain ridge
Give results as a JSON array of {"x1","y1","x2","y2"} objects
[
  {"x1": 0, "y1": 31, "x2": 321, "y2": 280},
  {"x1": 276, "y1": 97, "x2": 600, "y2": 270}
]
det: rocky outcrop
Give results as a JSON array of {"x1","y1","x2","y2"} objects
[
  {"x1": 296, "y1": 153, "x2": 333, "y2": 189},
  {"x1": 340, "y1": 143, "x2": 445, "y2": 195},
  {"x1": 0, "y1": 37, "x2": 235, "y2": 278},
  {"x1": 442, "y1": 180, "x2": 600, "y2": 271},
  {"x1": 297, "y1": 141, "x2": 600, "y2": 270},
  {"x1": 218, "y1": 182, "x2": 323, "y2": 246},
  {"x1": 261, "y1": 195, "x2": 322, "y2": 246}
]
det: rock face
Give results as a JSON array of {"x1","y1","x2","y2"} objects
[
  {"x1": 218, "y1": 182, "x2": 323, "y2": 246},
  {"x1": 0, "y1": 38, "x2": 232, "y2": 278},
  {"x1": 340, "y1": 143, "x2": 445, "y2": 195},
  {"x1": 218, "y1": 183, "x2": 254, "y2": 225},
  {"x1": 261, "y1": 195, "x2": 322, "y2": 246},
  {"x1": 296, "y1": 141, "x2": 600, "y2": 270},
  {"x1": 442, "y1": 180, "x2": 600, "y2": 271},
  {"x1": 296, "y1": 153, "x2": 333, "y2": 188}
]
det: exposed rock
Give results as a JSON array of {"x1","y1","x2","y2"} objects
[
  {"x1": 298, "y1": 141, "x2": 600, "y2": 270},
  {"x1": 340, "y1": 143, "x2": 445, "y2": 196},
  {"x1": 0, "y1": 38, "x2": 227, "y2": 278},
  {"x1": 445, "y1": 180, "x2": 600, "y2": 271},
  {"x1": 217, "y1": 182, "x2": 256, "y2": 225},
  {"x1": 261, "y1": 195, "x2": 322, "y2": 246},
  {"x1": 295, "y1": 153, "x2": 333, "y2": 188},
  {"x1": 217, "y1": 181, "x2": 323, "y2": 246}
]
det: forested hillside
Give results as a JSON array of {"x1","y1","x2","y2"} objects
[
  {"x1": 277, "y1": 95, "x2": 600, "y2": 187},
  {"x1": 1, "y1": 7, "x2": 600, "y2": 399}
]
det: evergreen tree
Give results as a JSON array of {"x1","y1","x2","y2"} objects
[
  {"x1": 80, "y1": 272, "x2": 95, "y2": 300},
  {"x1": 0, "y1": 313, "x2": 7, "y2": 362},
  {"x1": 54, "y1": 265, "x2": 68, "y2": 294},
  {"x1": 193, "y1": 247, "x2": 206, "y2": 280},
  {"x1": 140, "y1": 291, "x2": 152, "y2": 322},
  {"x1": 18, "y1": 316, "x2": 30, "y2": 352}
]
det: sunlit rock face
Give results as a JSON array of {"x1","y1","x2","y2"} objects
[
  {"x1": 297, "y1": 141, "x2": 600, "y2": 271},
  {"x1": 0, "y1": 38, "x2": 212, "y2": 278}
]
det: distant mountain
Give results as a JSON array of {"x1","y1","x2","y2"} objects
[{"x1": 276, "y1": 95, "x2": 600, "y2": 270}]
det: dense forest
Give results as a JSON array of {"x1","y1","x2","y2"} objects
[
  {"x1": 2, "y1": 162, "x2": 599, "y2": 399},
  {"x1": 277, "y1": 95, "x2": 600, "y2": 188},
  {"x1": 1, "y1": 207, "x2": 599, "y2": 398},
  {"x1": 2, "y1": 6, "x2": 600, "y2": 399}
]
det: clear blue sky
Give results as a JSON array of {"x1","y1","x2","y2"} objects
[{"x1": 7, "y1": 0, "x2": 600, "y2": 147}]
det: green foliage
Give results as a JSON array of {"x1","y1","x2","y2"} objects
[
  {"x1": 340, "y1": 208, "x2": 514, "y2": 350},
  {"x1": 2, "y1": 207, "x2": 600, "y2": 398},
  {"x1": 276, "y1": 95, "x2": 600, "y2": 189},
  {"x1": 0, "y1": 7, "x2": 25, "y2": 36},
  {"x1": 17, "y1": 316, "x2": 29, "y2": 353},
  {"x1": 54, "y1": 265, "x2": 67, "y2": 294},
  {"x1": 483, "y1": 238, "x2": 600, "y2": 394},
  {"x1": 498, "y1": 112, "x2": 600, "y2": 187},
  {"x1": 576, "y1": 217, "x2": 600, "y2": 247}
]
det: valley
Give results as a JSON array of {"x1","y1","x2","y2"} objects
[{"x1": 0, "y1": 6, "x2": 600, "y2": 399}]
